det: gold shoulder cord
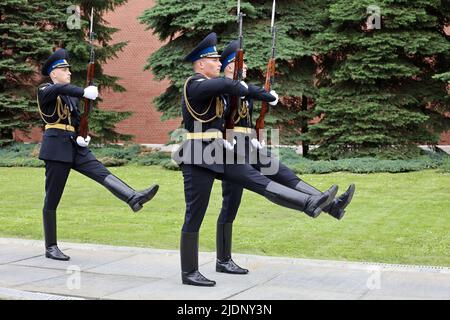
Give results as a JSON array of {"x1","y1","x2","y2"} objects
[
  {"x1": 216, "y1": 97, "x2": 224, "y2": 118},
  {"x1": 183, "y1": 77, "x2": 223, "y2": 123},
  {"x1": 234, "y1": 100, "x2": 249, "y2": 124},
  {"x1": 58, "y1": 97, "x2": 71, "y2": 126},
  {"x1": 37, "y1": 95, "x2": 70, "y2": 125}
]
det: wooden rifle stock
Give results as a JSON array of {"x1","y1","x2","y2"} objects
[
  {"x1": 79, "y1": 62, "x2": 95, "y2": 138},
  {"x1": 226, "y1": 49, "x2": 244, "y2": 131},
  {"x1": 78, "y1": 7, "x2": 95, "y2": 139},
  {"x1": 255, "y1": 0, "x2": 277, "y2": 141},
  {"x1": 255, "y1": 57, "x2": 275, "y2": 140}
]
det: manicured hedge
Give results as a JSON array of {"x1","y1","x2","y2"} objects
[
  {"x1": 1, "y1": 143, "x2": 448, "y2": 174},
  {"x1": 278, "y1": 147, "x2": 448, "y2": 174}
]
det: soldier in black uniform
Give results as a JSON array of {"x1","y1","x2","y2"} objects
[
  {"x1": 37, "y1": 49, "x2": 159, "y2": 261},
  {"x1": 216, "y1": 40, "x2": 356, "y2": 274},
  {"x1": 174, "y1": 33, "x2": 338, "y2": 287}
]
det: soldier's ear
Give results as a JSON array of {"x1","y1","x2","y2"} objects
[
  {"x1": 193, "y1": 59, "x2": 203, "y2": 71},
  {"x1": 49, "y1": 70, "x2": 56, "y2": 81}
]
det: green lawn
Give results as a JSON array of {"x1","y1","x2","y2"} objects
[{"x1": 0, "y1": 166, "x2": 449, "y2": 267}]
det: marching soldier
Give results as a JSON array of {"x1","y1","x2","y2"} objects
[
  {"x1": 216, "y1": 40, "x2": 356, "y2": 274},
  {"x1": 175, "y1": 33, "x2": 337, "y2": 287},
  {"x1": 38, "y1": 49, "x2": 159, "y2": 261}
]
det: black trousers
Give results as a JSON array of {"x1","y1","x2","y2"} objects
[
  {"x1": 218, "y1": 151, "x2": 301, "y2": 224},
  {"x1": 43, "y1": 158, "x2": 111, "y2": 211},
  {"x1": 181, "y1": 159, "x2": 291, "y2": 232}
]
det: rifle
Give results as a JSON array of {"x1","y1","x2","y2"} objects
[
  {"x1": 255, "y1": 0, "x2": 276, "y2": 141},
  {"x1": 225, "y1": 1, "x2": 245, "y2": 132},
  {"x1": 79, "y1": 7, "x2": 95, "y2": 138}
]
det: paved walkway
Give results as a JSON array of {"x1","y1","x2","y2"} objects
[{"x1": 0, "y1": 238, "x2": 448, "y2": 300}]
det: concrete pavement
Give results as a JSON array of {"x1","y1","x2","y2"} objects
[{"x1": 0, "y1": 238, "x2": 448, "y2": 300}]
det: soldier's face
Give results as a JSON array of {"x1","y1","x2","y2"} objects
[
  {"x1": 200, "y1": 57, "x2": 222, "y2": 78},
  {"x1": 50, "y1": 67, "x2": 71, "y2": 84},
  {"x1": 224, "y1": 61, "x2": 247, "y2": 79}
]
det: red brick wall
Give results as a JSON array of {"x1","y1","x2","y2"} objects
[
  {"x1": 100, "y1": 0, "x2": 180, "y2": 144},
  {"x1": 441, "y1": 132, "x2": 450, "y2": 144}
]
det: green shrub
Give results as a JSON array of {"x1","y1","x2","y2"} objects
[
  {"x1": 131, "y1": 150, "x2": 172, "y2": 166},
  {"x1": 309, "y1": 144, "x2": 427, "y2": 160},
  {"x1": 1, "y1": 143, "x2": 449, "y2": 174},
  {"x1": 0, "y1": 158, "x2": 44, "y2": 167},
  {"x1": 0, "y1": 143, "x2": 38, "y2": 159},
  {"x1": 438, "y1": 157, "x2": 450, "y2": 173},
  {"x1": 96, "y1": 157, "x2": 127, "y2": 167},
  {"x1": 162, "y1": 159, "x2": 181, "y2": 171},
  {"x1": 0, "y1": 143, "x2": 42, "y2": 167},
  {"x1": 277, "y1": 147, "x2": 449, "y2": 174},
  {"x1": 90, "y1": 144, "x2": 141, "y2": 162},
  {"x1": 289, "y1": 155, "x2": 447, "y2": 174}
]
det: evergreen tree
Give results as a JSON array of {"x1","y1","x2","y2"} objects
[
  {"x1": 273, "y1": 0, "x2": 331, "y2": 155},
  {"x1": 0, "y1": 0, "x2": 52, "y2": 145},
  {"x1": 139, "y1": 0, "x2": 324, "y2": 146},
  {"x1": 307, "y1": 0, "x2": 450, "y2": 159},
  {"x1": 64, "y1": 0, "x2": 133, "y2": 143},
  {"x1": 434, "y1": 71, "x2": 450, "y2": 83},
  {"x1": 0, "y1": 0, "x2": 131, "y2": 145},
  {"x1": 140, "y1": 0, "x2": 450, "y2": 159}
]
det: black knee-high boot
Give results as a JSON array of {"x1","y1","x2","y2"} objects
[
  {"x1": 216, "y1": 223, "x2": 248, "y2": 274},
  {"x1": 264, "y1": 181, "x2": 337, "y2": 218},
  {"x1": 43, "y1": 209, "x2": 70, "y2": 261},
  {"x1": 180, "y1": 231, "x2": 216, "y2": 287},
  {"x1": 102, "y1": 174, "x2": 159, "y2": 212},
  {"x1": 295, "y1": 181, "x2": 355, "y2": 220}
]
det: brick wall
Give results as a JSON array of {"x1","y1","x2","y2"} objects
[
  {"x1": 440, "y1": 132, "x2": 450, "y2": 144},
  {"x1": 100, "y1": 0, "x2": 180, "y2": 144}
]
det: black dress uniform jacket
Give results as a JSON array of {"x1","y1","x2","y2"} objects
[
  {"x1": 37, "y1": 83, "x2": 95, "y2": 164},
  {"x1": 224, "y1": 83, "x2": 275, "y2": 160},
  {"x1": 175, "y1": 73, "x2": 249, "y2": 173},
  {"x1": 231, "y1": 84, "x2": 275, "y2": 128}
]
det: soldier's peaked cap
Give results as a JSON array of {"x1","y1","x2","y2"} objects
[
  {"x1": 42, "y1": 49, "x2": 71, "y2": 76},
  {"x1": 220, "y1": 40, "x2": 240, "y2": 72},
  {"x1": 184, "y1": 32, "x2": 221, "y2": 63}
]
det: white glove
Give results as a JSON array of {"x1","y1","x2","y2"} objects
[
  {"x1": 222, "y1": 138, "x2": 236, "y2": 151},
  {"x1": 76, "y1": 135, "x2": 91, "y2": 147},
  {"x1": 239, "y1": 81, "x2": 249, "y2": 99},
  {"x1": 251, "y1": 138, "x2": 265, "y2": 150},
  {"x1": 83, "y1": 86, "x2": 98, "y2": 100},
  {"x1": 268, "y1": 90, "x2": 279, "y2": 106}
]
